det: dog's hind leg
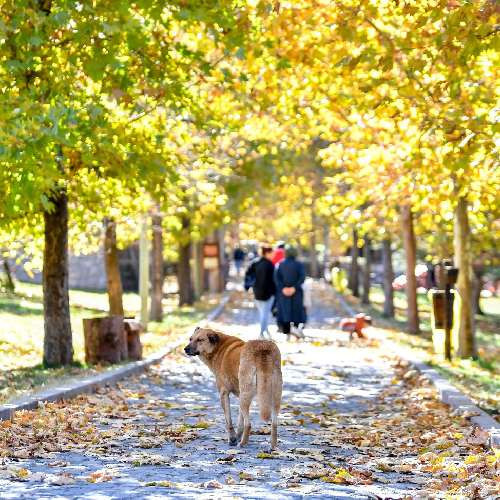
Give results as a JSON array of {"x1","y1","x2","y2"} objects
[
  {"x1": 238, "y1": 390, "x2": 252, "y2": 447},
  {"x1": 236, "y1": 407, "x2": 244, "y2": 441},
  {"x1": 237, "y1": 362, "x2": 256, "y2": 447},
  {"x1": 270, "y1": 369, "x2": 283, "y2": 450},
  {"x1": 220, "y1": 390, "x2": 237, "y2": 446}
]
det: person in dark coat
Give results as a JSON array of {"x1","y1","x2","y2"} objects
[
  {"x1": 233, "y1": 247, "x2": 245, "y2": 276},
  {"x1": 274, "y1": 245, "x2": 306, "y2": 339},
  {"x1": 244, "y1": 246, "x2": 276, "y2": 339}
]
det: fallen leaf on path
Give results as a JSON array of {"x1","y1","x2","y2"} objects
[
  {"x1": 86, "y1": 469, "x2": 116, "y2": 483},
  {"x1": 48, "y1": 460, "x2": 69, "y2": 467},
  {"x1": 239, "y1": 471, "x2": 255, "y2": 481},
  {"x1": 217, "y1": 455, "x2": 238, "y2": 463},
  {"x1": 46, "y1": 473, "x2": 76, "y2": 485},
  {"x1": 121, "y1": 452, "x2": 170, "y2": 465},
  {"x1": 202, "y1": 479, "x2": 223, "y2": 489},
  {"x1": 144, "y1": 480, "x2": 174, "y2": 488}
]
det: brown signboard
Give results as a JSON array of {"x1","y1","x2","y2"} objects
[{"x1": 203, "y1": 243, "x2": 219, "y2": 258}]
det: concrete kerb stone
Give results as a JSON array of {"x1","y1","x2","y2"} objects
[
  {"x1": 410, "y1": 359, "x2": 500, "y2": 449},
  {"x1": 332, "y1": 288, "x2": 500, "y2": 450},
  {"x1": 0, "y1": 292, "x2": 232, "y2": 422}
]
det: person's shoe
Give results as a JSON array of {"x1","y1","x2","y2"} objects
[{"x1": 291, "y1": 325, "x2": 305, "y2": 340}]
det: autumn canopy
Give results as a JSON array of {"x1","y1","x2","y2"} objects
[{"x1": 0, "y1": 0, "x2": 498, "y2": 365}]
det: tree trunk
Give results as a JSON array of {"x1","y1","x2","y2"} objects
[
  {"x1": 192, "y1": 240, "x2": 204, "y2": 299},
  {"x1": 43, "y1": 189, "x2": 73, "y2": 367},
  {"x1": 472, "y1": 266, "x2": 484, "y2": 315},
  {"x1": 2, "y1": 260, "x2": 15, "y2": 293},
  {"x1": 401, "y1": 205, "x2": 419, "y2": 334},
  {"x1": 382, "y1": 238, "x2": 395, "y2": 318},
  {"x1": 361, "y1": 237, "x2": 371, "y2": 304},
  {"x1": 124, "y1": 319, "x2": 143, "y2": 360},
  {"x1": 139, "y1": 218, "x2": 149, "y2": 328},
  {"x1": 310, "y1": 212, "x2": 319, "y2": 279},
  {"x1": 177, "y1": 217, "x2": 194, "y2": 306},
  {"x1": 150, "y1": 213, "x2": 164, "y2": 321},
  {"x1": 322, "y1": 224, "x2": 330, "y2": 279},
  {"x1": 348, "y1": 228, "x2": 359, "y2": 297},
  {"x1": 454, "y1": 196, "x2": 476, "y2": 358},
  {"x1": 104, "y1": 218, "x2": 124, "y2": 316},
  {"x1": 83, "y1": 316, "x2": 127, "y2": 364},
  {"x1": 217, "y1": 227, "x2": 228, "y2": 292}
]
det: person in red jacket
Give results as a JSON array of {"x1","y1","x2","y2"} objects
[{"x1": 272, "y1": 242, "x2": 285, "y2": 266}]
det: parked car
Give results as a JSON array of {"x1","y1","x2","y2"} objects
[{"x1": 393, "y1": 264, "x2": 429, "y2": 290}]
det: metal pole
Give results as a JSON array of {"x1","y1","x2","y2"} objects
[
  {"x1": 444, "y1": 283, "x2": 452, "y2": 361},
  {"x1": 139, "y1": 217, "x2": 149, "y2": 329}
]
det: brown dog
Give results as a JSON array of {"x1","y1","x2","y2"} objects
[
  {"x1": 184, "y1": 327, "x2": 282, "y2": 450},
  {"x1": 340, "y1": 313, "x2": 372, "y2": 340}
]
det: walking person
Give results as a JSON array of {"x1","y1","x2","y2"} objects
[
  {"x1": 274, "y1": 245, "x2": 306, "y2": 339},
  {"x1": 244, "y1": 246, "x2": 276, "y2": 339},
  {"x1": 233, "y1": 246, "x2": 245, "y2": 276}
]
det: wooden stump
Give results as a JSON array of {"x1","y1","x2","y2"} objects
[
  {"x1": 124, "y1": 319, "x2": 143, "y2": 361},
  {"x1": 83, "y1": 316, "x2": 127, "y2": 365}
]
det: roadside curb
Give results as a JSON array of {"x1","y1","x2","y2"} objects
[
  {"x1": 404, "y1": 358, "x2": 499, "y2": 449},
  {"x1": 0, "y1": 292, "x2": 232, "y2": 421},
  {"x1": 332, "y1": 287, "x2": 500, "y2": 449}
]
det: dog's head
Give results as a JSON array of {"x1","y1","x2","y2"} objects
[{"x1": 184, "y1": 327, "x2": 220, "y2": 357}]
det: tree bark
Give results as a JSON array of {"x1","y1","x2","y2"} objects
[
  {"x1": 43, "y1": 188, "x2": 73, "y2": 367},
  {"x1": 103, "y1": 218, "x2": 124, "y2": 317},
  {"x1": 124, "y1": 319, "x2": 143, "y2": 360},
  {"x1": 192, "y1": 240, "x2": 204, "y2": 299},
  {"x1": 217, "y1": 227, "x2": 228, "y2": 292},
  {"x1": 177, "y1": 217, "x2": 194, "y2": 306},
  {"x1": 2, "y1": 260, "x2": 15, "y2": 293},
  {"x1": 83, "y1": 316, "x2": 127, "y2": 364},
  {"x1": 150, "y1": 213, "x2": 164, "y2": 321},
  {"x1": 382, "y1": 238, "x2": 395, "y2": 318},
  {"x1": 361, "y1": 237, "x2": 371, "y2": 304},
  {"x1": 454, "y1": 196, "x2": 476, "y2": 358},
  {"x1": 401, "y1": 205, "x2": 419, "y2": 334},
  {"x1": 322, "y1": 224, "x2": 330, "y2": 279},
  {"x1": 348, "y1": 228, "x2": 359, "y2": 297},
  {"x1": 472, "y1": 266, "x2": 484, "y2": 315},
  {"x1": 139, "y1": 218, "x2": 150, "y2": 328},
  {"x1": 310, "y1": 212, "x2": 319, "y2": 279}
]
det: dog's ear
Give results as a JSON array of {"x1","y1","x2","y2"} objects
[{"x1": 208, "y1": 332, "x2": 219, "y2": 344}]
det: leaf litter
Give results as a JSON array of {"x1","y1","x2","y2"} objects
[{"x1": 0, "y1": 305, "x2": 498, "y2": 498}]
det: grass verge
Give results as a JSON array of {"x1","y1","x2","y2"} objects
[
  {"x1": 0, "y1": 282, "x2": 218, "y2": 404},
  {"x1": 340, "y1": 285, "x2": 499, "y2": 419}
]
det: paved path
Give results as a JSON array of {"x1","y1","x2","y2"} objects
[{"x1": 0, "y1": 283, "x2": 494, "y2": 499}]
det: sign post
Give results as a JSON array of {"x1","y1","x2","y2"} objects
[{"x1": 203, "y1": 242, "x2": 220, "y2": 293}]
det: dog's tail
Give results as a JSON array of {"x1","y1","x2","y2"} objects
[{"x1": 256, "y1": 348, "x2": 274, "y2": 422}]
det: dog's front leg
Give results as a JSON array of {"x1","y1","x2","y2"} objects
[
  {"x1": 220, "y1": 390, "x2": 237, "y2": 446},
  {"x1": 236, "y1": 409, "x2": 244, "y2": 441}
]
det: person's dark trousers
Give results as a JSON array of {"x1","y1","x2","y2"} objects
[
  {"x1": 279, "y1": 322, "x2": 290, "y2": 334},
  {"x1": 280, "y1": 322, "x2": 300, "y2": 334}
]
